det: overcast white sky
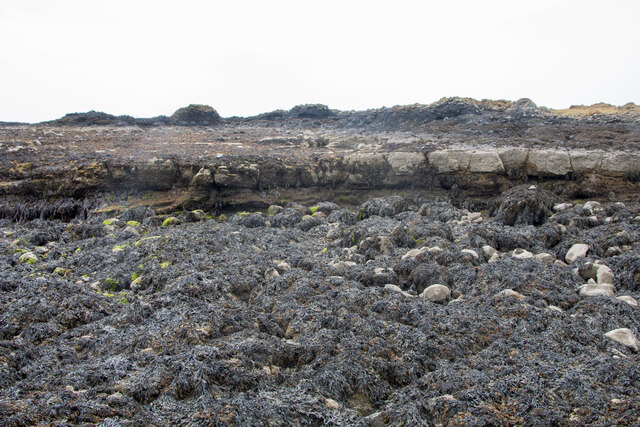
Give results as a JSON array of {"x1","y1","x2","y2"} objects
[{"x1": 1, "y1": 0, "x2": 639, "y2": 122}]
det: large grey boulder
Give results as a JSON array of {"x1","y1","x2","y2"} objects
[
  {"x1": 420, "y1": 284, "x2": 451, "y2": 303},
  {"x1": 566, "y1": 244, "x2": 589, "y2": 264},
  {"x1": 605, "y1": 328, "x2": 640, "y2": 352}
]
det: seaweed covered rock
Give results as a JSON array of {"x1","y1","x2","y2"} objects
[
  {"x1": 493, "y1": 185, "x2": 558, "y2": 226},
  {"x1": 360, "y1": 196, "x2": 407, "y2": 219},
  {"x1": 1, "y1": 196, "x2": 640, "y2": 425},
  {"x1": 427, "y1": 96, "x2": 482, "y2": 120},
  {"x1": 171, "y1": 104, "x2": 221, "y2": 125},
  {"x1": 506, "y1": 98, "x2": 545, "y2": 118},
  {"x1": 48, "y1": 110, "x2": 137, "y2": 126},
  {"x1": 289, "y1": 104, "x2": 335, "y2": 119}
]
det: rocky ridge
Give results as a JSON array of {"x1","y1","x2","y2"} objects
[{"x1": 1, "y1": 98, "x2": 639, "y2": 219}]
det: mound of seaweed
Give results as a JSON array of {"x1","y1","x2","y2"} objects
[
  {"x1": 44, "y1": 104, "x2": 221, "y2": 127},
  {"x1": 48, "y1": 111, "x2": 138, "y2": 126},
  {"x1": 171, "y1": 104, "x2": 221, "y2": 125},
  {"x1": 1, "y1": 193, "x2": 639, "y2": 425},
  {"x1": 45, "y1": 111, "x2": 173, "y2": 127}
]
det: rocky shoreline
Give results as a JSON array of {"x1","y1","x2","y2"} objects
[{"x1": 1, "y1": 99, "x2": 639, "y2": 425}]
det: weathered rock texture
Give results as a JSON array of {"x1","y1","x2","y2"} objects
[
  {"x1": 1, "y1": 98, "x2": 640, "y2": 425},
  {"x1": 1, "y1": 98, "x2": 639, "y2": 218}
]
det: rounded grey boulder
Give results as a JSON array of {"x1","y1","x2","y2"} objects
[{"x1": 420, "y1": 284, "x2": 451, "y2": 303}]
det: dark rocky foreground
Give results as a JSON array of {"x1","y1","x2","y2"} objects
[
  {"x1": 1, "y1": 192, "x2": 640, "y2": 425},
  {"x1": 1, "y1": 99, "x2": 640, "y2": 425}
]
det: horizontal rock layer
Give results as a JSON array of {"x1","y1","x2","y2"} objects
[{"x1": 1, "y1": 146, "x2": 639, "y2": 217}]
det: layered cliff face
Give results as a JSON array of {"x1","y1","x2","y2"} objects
[{"x1": 0, "y1": 98, "x2": 639, "y2": 218}]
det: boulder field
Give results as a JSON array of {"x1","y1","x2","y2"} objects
[{"x1": 1, "y1": 192, "x2": 639, "y2": 425}]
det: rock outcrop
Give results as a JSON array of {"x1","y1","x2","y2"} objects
[{"x1": 171, "y1": 104, "x2": 221, "y2": 125}]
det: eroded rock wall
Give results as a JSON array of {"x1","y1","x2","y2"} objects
[{"x1": 1, "y1": 147, "x2": 639, "y2": 218}]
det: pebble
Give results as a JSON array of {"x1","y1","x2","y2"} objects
[
  {"x1": 497, "y1": 289, "x2": 525, "y2": 300},
  {"x1": 428, "y1": 246, "x2": 443, "y2": 256},
  {"x1": 384, "y1": 284, "x2": 412, "y2": 297},
  {"x1": 329, "y1": 261, "x2": 356, "y2": 274},
  {"x1": 605, "y1": 246, "x2": 622, "y2": 257},
  {"x1": 605, "y1": 328, "x2": 640, "y2": 352},
  {"x1": 583, "y1": 201, "x2": 601, "y2": 212},
  {"x1": 122, "y1": 226, "x2": 139, "y2": 237},
  {"x1": 533, "y1": 252, "x2": 555, "y2": 264},
  {"x1": 18, "y1": 251, "x2": 37, "y2": 264},
  {"x1": 467, "y1": 212, "x2": 482, "y2": 223},
  {"x1": 482, "y1": 245, "x2": 497, "y2": 260},
  {"x1": 511, "y1": 248, "x2": 533, "y2": 259},
  {"x1": 420, "y1": 284, "x2": 451, "y2": 303},
  {"x1": 565, "y1": 243, "x2": 589, "y2": 264},
  {"x1": 267, "y1": 205, "x2": 283, "y2": 216},
  {"x1": 264, "y1": 268, "x2": 280, "y2": 279},
  {"x1": 579, "y1": 283, "x2": 615, "y2": 297},
  {"x1": 460, "y1": 249, "x2": 479, "y2": 259},
  {"x1": 191, "y1": 209, "x2": 207, "y2": 220},
  {"x1": 312, "y1": 211, "x2": 326, "y2": 220},
  {"x1": 616, "y1": 296, "x2": 638, "y2": 307},
  {"x1": 374, "y1": 267, "x2": 393, "y2": 276},
  {"x1": 402, "y1": 247, "x2": 428, "y2": 260},
  {"x1": 325, "y1": 398, "x2": 340, "y2": 410},
  {"x1": 276, "y1": 262, "x2": 291, "y2": 273},
  {"x1": 488, "y1": 253, "x2": 500, "y2": 263},
  {"x1": 596, "y1": 265, "x2": 614, "y2": 284},
  {"x1": 553, "y1": 203, "x2": 572, "y2": 212},
  {"x1": 162, "y1": 217, "x2": 180, "y2": 226}
]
